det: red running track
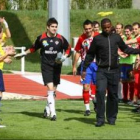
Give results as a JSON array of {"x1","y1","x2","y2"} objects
[{"x1": 3, "y1": 74, "x2": 82, "y2": 100}]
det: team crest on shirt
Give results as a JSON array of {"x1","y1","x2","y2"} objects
[
  {"x1": 42, "y1": 40, "x2": 49, "y2": 47},
  {"x1": 82, "y1": 39, "x2": 90, "y2": 48},
  {"x1": 49, "y1": 47, "x2": 53, "y2": 51},
  {"x1": 55, "y1": 41, "x2": 59, "y2": 45}
]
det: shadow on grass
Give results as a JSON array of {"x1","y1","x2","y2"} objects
[
  {"x1": 57, "y1": 109, "x2": 84, "y2": 115},
  {"x1": 64, "y1": 117, "x2": 96, "y2": 125},
  {"x1": 20, "y1": 111, "x2": 44, "y2": 119},
  {"x1": 118, "y1": 103, "x2": 134, "y2": 111},
  {"x1": 61, "y1": 98, "x2": 83, "y2": 101}
]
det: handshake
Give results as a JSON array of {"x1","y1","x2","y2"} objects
[
  {"x1": 14, "y1": 51, "x2": 27, "y2": 59},
  {"x1": 3, "y1": 46, "x2": 16, "y2": 64},
  {"x1": 3, "y1": 45, "x2": 16, "y2": 56},
  {"x1": 14, "y1": 51, "x2": 67, "y2": 63},
  {"x1": 55, "y1": 52, "x2": 67, "y2": 64}
]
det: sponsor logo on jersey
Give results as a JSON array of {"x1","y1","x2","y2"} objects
[
  {"x1": 45, "y1": 50, "x2": 57, "y2": 54},
  {"x1": 44, "y1": 46, "x2": 57, "y2": 54},
  {"x1": 55, "y1": 41, "x2": 59, "y2": 45},
  {"x1": 42, "y1": 40, "x2": 49, "y2": 47},
  {"x1": 49, "y1": 47, "x2": 53, "y2": 51},
  {"x1": 82, "y1": 39, "x2": 90, "y2": 48},
  {"x1": 50, "y1": 40, "x2": 53, "y2": 42}
]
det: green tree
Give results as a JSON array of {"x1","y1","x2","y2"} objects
[{"x1": 117, "y1": 0, "x2": 132, "y2": 9}]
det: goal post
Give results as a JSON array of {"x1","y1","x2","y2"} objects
[{"x1": 14, "y1": 46, "x2": 26, "y2": 74}]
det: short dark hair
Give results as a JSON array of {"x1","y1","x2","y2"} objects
[
  {"x1": 93, "y1": 21, "x2": 100, "y2": 26},
  {"x1": 101, "y1": 18, "x2": 111, "y2": 27},
  {"x1": 83, "y1": 19, "x2": 93, "y2": 28},
  {"x1": 46, "y1": 17, "x2": 58, "y2": 27},
  {"x1": 115, "y1": 23, "x2": 124, "y2": 28},
  {"x1": 132, "y1": 22, "x2": 140, "y2": 28},
  {"x1": 124, "y1": 24, "x2": 133, "y2": 31}
]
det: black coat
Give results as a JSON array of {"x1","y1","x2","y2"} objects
[{"x1": 83, "y1": 32, "x2": 140, "y2": 71}]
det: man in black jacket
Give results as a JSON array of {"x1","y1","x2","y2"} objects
[{"x1": 82, "y1": 18, "x2": 140, "y2": 127}]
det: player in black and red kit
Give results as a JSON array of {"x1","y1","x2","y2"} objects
[{"x1": 15, "y1": 18, "x2": 71, "y2": 121}]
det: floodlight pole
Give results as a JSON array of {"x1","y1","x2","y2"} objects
[{"x1": 48, "y1": 0, "x2": 71, "y2": 66}]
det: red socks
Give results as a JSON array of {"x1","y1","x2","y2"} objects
[{"x1": 83, "y1": 90, "x2": 90, "y2": 104}]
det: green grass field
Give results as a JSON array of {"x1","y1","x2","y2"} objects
[{"x1": 1, "y1": 99, "x2": 140, "y2": 139}]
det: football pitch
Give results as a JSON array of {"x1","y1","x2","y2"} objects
[{"x1": 0, "y1": 99, "x2": 140, "y2": 139}]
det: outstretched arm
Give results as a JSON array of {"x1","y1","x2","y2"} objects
[
  {"x1": 125, "y1": 38, "x2": 137, "y2": 45},
  {"x1": 72, "y1": 51, "x2": 80, "y2": 75},
  {"x1": 14, "y1": 48, "x2": 31, "y2": 59},
  {"x1": 0, "y1": 17, "x2": 11, "y2": 38},
  {"x1": 0, "y1": 48, "x2": 16, "y2": 62},
  {"x1": 14, "y1": 35, "x2": 41, "y2": 59},
  {"x1": 118, "y1": 37, "x2": 140, "y2": 54}
]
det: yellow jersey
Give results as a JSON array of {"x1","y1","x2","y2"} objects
[{"x1": 0, "y1": 33, "x2": 7, "y2": 70}]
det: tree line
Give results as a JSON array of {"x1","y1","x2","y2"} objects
[{"x1": 0, "y1": 0, "x2": 132, "y2": 10}]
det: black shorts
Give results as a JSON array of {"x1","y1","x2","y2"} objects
[{"x1": 41, "y1": 63, "x2": 62, "y2": 86}]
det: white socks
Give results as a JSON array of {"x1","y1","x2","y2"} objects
[
  {"x1": 85, "y1": 103, "x2": 90, "y2": 111},
  {"x1": 46, "y1": 90, "x2": 56, "y2": 117},
  {"x1": 45, "y1": 104, "x2": 50, "y2": 117}
]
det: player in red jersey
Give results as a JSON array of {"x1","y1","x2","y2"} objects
[
  {"x1": 15, "y1": 18, "x2": 71, "y2": 121},
  {"x1": 73, "y1": 19, "x2": 99, "y2": 116},
  {"x1": 130, "y1": 22, "x2": 140, "y2": 105}
]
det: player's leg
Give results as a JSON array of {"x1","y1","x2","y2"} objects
[
  {"x1": 81, "y1": 62, "x2": 92, "y2": 116},
  {"x1": 121, "y1": 65, "x2": 129, "y2": 103},
  {"x1": 0, "y1": 70, "x2": 5, "y2": 108},
  {"x1": 127, "y1": 66, "x2": 135, "y2": 103},
  {"x1": 106, "y1": 71, "x2": 119, "y2": 124},
  {"x1": 0, "y1": 92, "x2": 2, "y2": 107},
  {"x1": 118, "y1": 81, "x2": 123, "y2": 103},
  {"x1": 90, "y1": 82, "x2": 97, "y2": 112},
  {"x1": 81, "y1": 72, "x2": 92, "y2": 116},
  {"x1": 49, "y1": 63, "x2": 62, "y2": 120},
  {"x1": 46, "y1": 82, "x2": 56, "y2": 120},
  {"x1": 90, "y1": 62, "x2": 98, "y2": 112},
  {"x1": 42, "y1": 65, "x2": 56, "y2": 120},
  {"x1": 82, "y1": 84, "x2": 91, "y2": 116}
]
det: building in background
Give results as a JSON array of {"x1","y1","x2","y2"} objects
[{"x1": 132, "y1": 0, "x2": 140, "y2": 9}]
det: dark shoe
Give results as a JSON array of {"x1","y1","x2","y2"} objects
[
  {"x1": 132, "y1": 107, "x2": 140, "y2": 113},
  {"x1": 51, "y1": 115, "x2": 56, "y2": 121},
  {"x1": 95, "y1": 122, "x2": 104, "y2": 127},
  {"x1": 122, "y1": 99, "x2": 129, "y2": 104},
  {"x1": 93, "y1": 103, "x2": 97, "y2": 113},
  {"x1": 127, "y1": 101, "x2": 134, "y2": 106},
  {"x1": 108, "y1": 121, "x2": 115, "y2": 125},
  {"x1": 118, "y1": 99, "x2": 123, "y2": 103},
  {"x1": 133, "y1": 103, "x2": 139, "y2": 107},
  {"x1": 84, "y1": 110, "x2": 91, "y2": 116}
]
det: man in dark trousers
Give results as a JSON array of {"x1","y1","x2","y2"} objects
[{"x1": 82, "y1": 18, "x2": 140, "y2": 127}]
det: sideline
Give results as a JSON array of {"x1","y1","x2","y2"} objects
[{"x1": 3, "y1": 92, "x2": 46, "y2": 100}]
